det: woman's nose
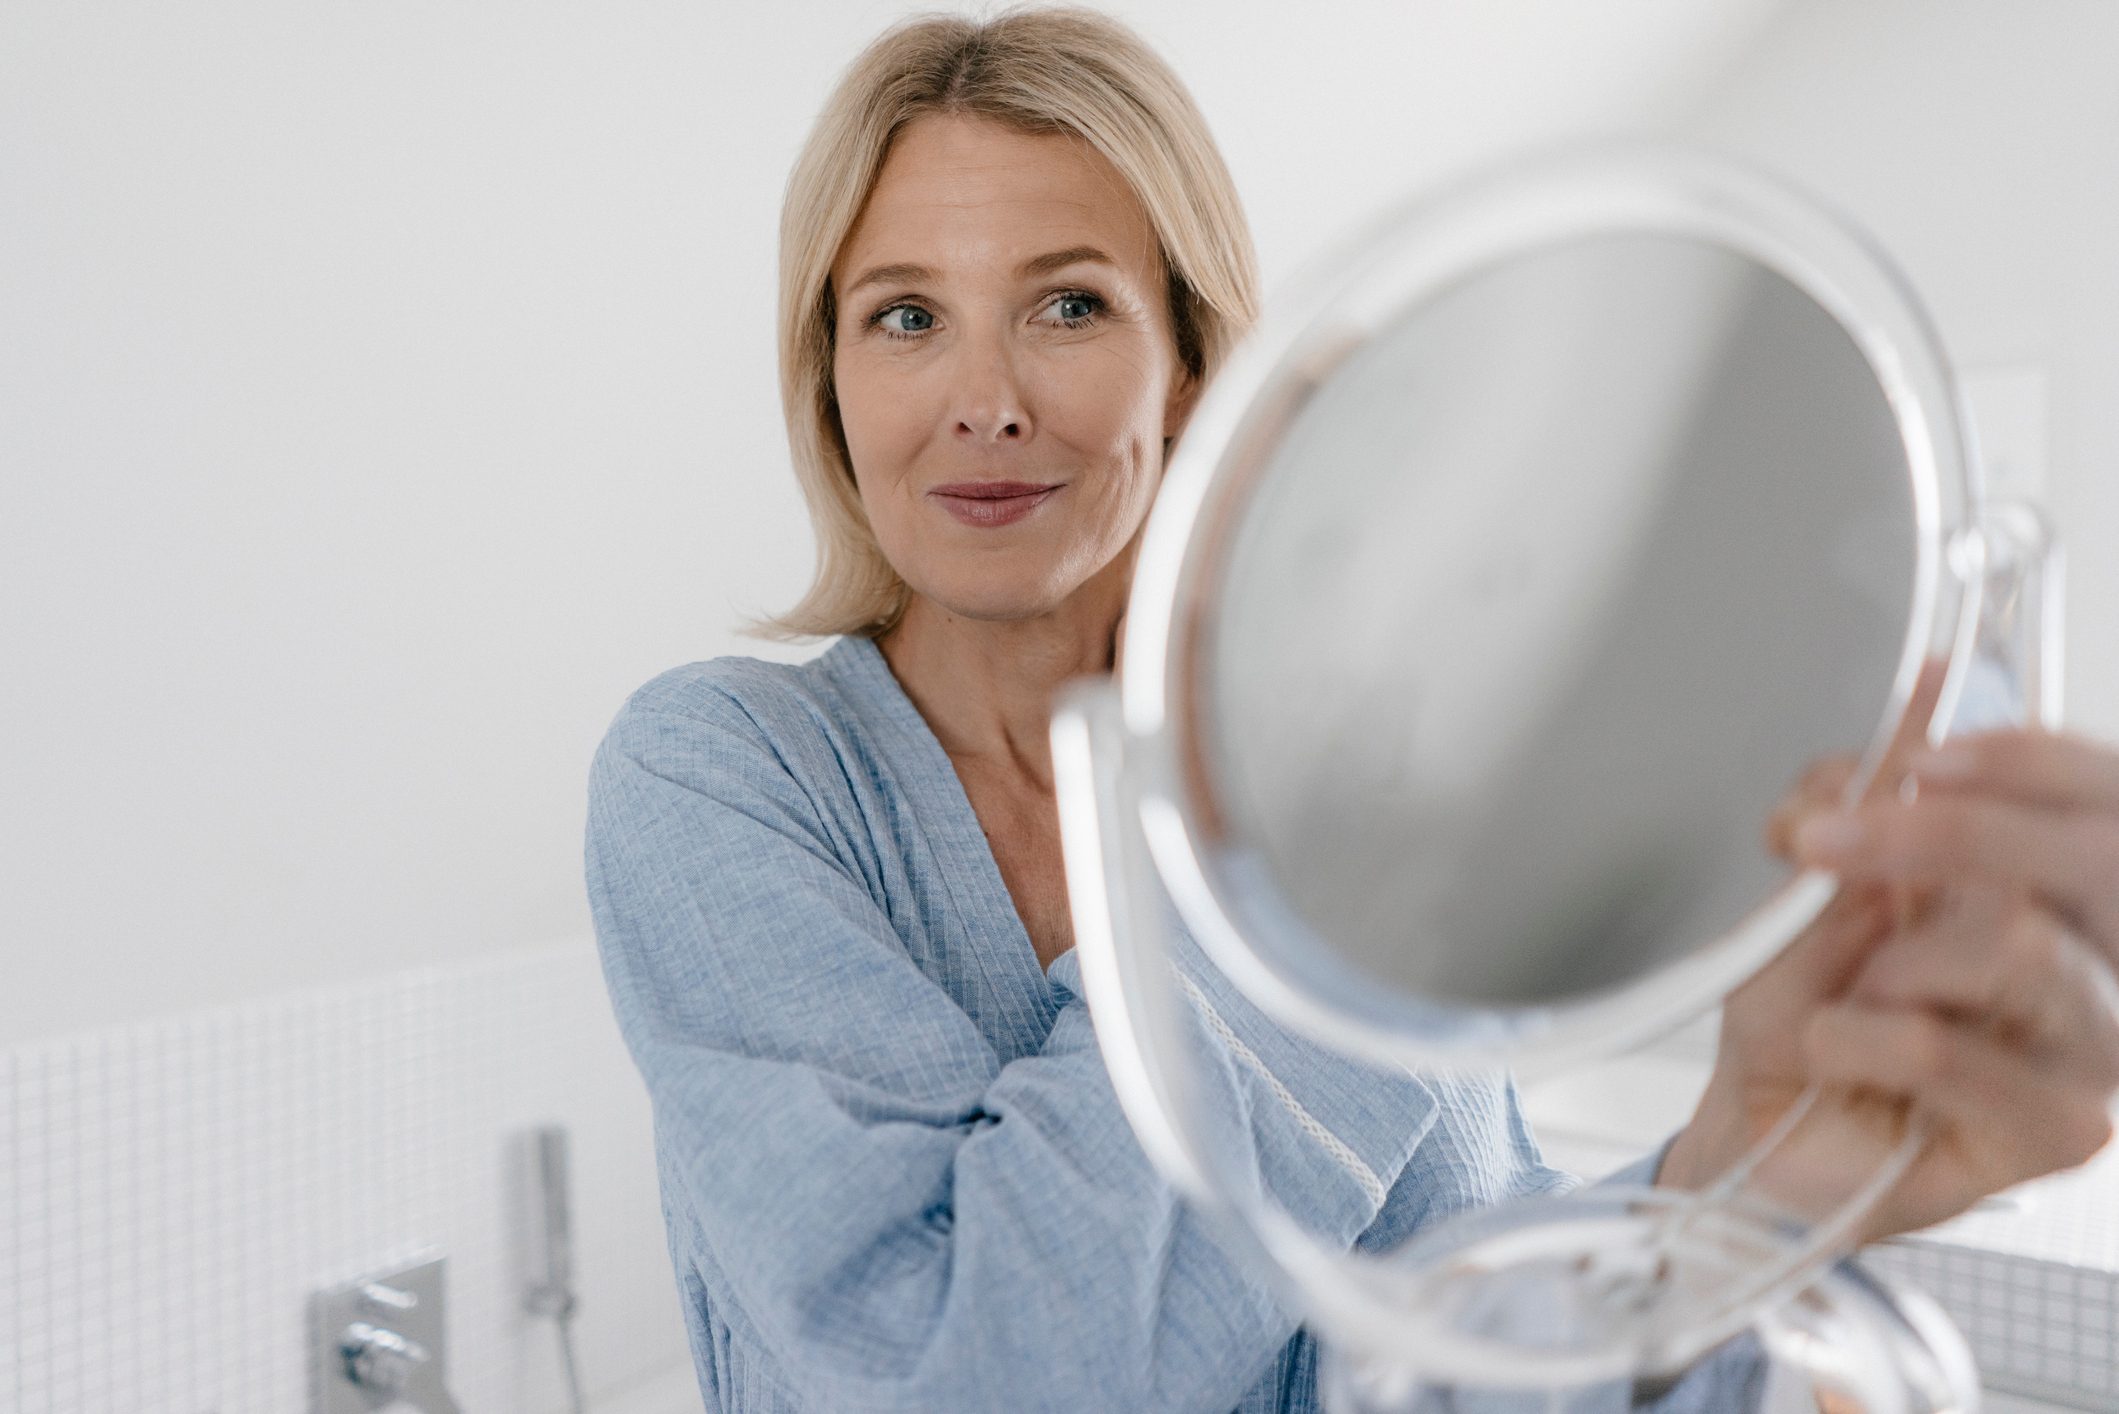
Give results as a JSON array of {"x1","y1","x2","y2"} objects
[{"x1": 948, "y1": 331, "x2": 1032, "y2": 444}]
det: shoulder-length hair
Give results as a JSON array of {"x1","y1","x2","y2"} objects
[{"x1": 743, "y1": 5, "x2": 1261, "y2": 642}]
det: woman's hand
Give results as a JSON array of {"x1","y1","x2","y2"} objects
[{"x1": 1660, "y1": 720, "x2": 2119, "y2": 1245}]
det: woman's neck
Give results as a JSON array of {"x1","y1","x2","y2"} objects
[{"x1": 876, "y1": 584, "x2": 1124, "y2": 795}]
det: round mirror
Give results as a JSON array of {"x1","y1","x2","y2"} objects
[
  {"x1": 1218, "y1": 234, "x2": 1911, "y2": 1004},
  {"x1": 1124, "y1": 148, "x2": 1980, "y2": 1073}
]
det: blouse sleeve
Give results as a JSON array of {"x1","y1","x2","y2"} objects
[{"x1": 584, "y1": 685, "x2": 1440, "y2": 1413}]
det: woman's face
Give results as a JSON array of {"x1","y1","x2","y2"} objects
[{"x1": 829, "y1": 114, "x2": 1198, "y2": 624}]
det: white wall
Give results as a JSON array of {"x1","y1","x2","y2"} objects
[
  {"x1": 1676, "y1": 0, "x2": 2119, "y2": 737},
  {"x1": 0, "y1": 0, "x2": 1793, "y2": 1046}
]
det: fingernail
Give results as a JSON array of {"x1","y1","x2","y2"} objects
[{"x1": 1795, "y1": 813, "x2": 1866, "y2": 859}]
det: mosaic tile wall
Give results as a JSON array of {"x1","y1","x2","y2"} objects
[
  {"x1": 1871, "y1": 1240, "x2": 2118, "y2": 1410},
  {"x1": 1886, "y1": 1135, "x2": 2119, "y2": 1408},
  {"x1": 0, "y1": 940, "x2": 700, "y2": 1414}
]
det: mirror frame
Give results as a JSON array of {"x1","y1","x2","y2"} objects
[{"x1": 1113, "y1": 144, "x2": 1986, "y2": 1079}]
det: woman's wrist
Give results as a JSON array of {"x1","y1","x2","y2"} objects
[
  {"x1": 1654, "y1": 1123, "x2": 1707, "y2": 1190},
  {"x1": 1655, "y1": 1080, "x2": 1751, "y2": 1191}
]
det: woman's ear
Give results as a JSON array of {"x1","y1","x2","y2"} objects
[{"x1": 1163, "y1": 366, "x2": 1202, "y2": 445}]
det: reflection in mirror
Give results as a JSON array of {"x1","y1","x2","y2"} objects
[{"x1": 1203, "y1": 233, "x2": 1916, "y2": 1011}]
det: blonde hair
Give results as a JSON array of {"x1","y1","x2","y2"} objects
[{"x1": 743, "y1": 4, "x2": 1261, "y2": 642}]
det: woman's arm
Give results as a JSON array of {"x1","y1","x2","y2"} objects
[{"x1": 586, "y1": 682, "x2": 1438, "y2": 1413}]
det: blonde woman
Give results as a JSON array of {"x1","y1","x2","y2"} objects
[{"x1": 585, "y1": 9, "x2": 2119, "y2": 1410}]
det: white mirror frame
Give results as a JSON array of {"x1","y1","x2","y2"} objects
[{"x1": 1108, "y1": 143, "x2": 1985, "y2": 1083}]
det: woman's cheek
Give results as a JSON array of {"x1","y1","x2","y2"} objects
[
  {"x1": 1059, "y1": 349, "x2": 1161, "y2": 461},
  {"x1": 837, "y1": 379, "x2": 926, "y2": 492}
]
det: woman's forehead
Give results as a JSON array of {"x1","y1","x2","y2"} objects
[{"x1": 834, "y1": 115, "x2": 1160, "y2": 287}]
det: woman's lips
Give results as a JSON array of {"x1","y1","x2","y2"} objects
[{"x1": 930, "y1": 484, "x2": 1062, "y2": 527}]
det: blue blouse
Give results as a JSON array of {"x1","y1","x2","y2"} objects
[{"x1": 584, "y1": 634, "x2": 1757, "y2": 1412}]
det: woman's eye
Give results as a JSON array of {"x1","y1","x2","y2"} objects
[
  {"x1": 1044, "y1": 291, "x2": 1103, "y2": 327},
  {"x1": 867, "y1": 292, "x2": 1102, "y2": 339},
  {"x1": 872, "y1": 304, "x2": 935, "y2": 337}
]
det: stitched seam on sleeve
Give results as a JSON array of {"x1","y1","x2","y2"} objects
[{"x1": 1169, "y1": 964, "x2": 1388, "y2": 1208}]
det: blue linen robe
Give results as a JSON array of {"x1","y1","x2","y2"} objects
[{"x1": 585, "y1": 634, "x2": 1758, "y2": 1412}]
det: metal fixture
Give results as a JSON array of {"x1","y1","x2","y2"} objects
[
  {"x1": 522, "y1": 1124, "x2": 588, "y2": 1414},
  {"x1": 313, "y1": 1254, "x2": 463, "y2": 1414}
]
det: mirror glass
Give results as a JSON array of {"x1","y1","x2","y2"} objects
[{"x1": 1197, "y1": 232, "x2": 1918, "y2": 1013}]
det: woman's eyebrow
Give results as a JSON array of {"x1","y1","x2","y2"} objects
[
  {"x1": 1016, "y1": 244, "x2": 1116, "y2": 278},
  {"x1": 843, "y1": 245, "x2": 1117, "y2": 298}
]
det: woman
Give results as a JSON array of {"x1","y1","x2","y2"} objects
[{"x1": 585, "y1": 9, "x2": 2119, "y2": 1411}]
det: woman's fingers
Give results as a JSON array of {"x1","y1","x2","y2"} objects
[
  {"x1": 1792, "y1": 789, "x2": 2119, "y2": 956},
  {"x1": 1762, "y1": 659, "x2": 1956, "y2": 864},
  {"x1": 1909, "y1": 727, "x2": 2119, "y2": 815},
  {"x1": 1765, "y1": 755, "x2": 1860, "y2": 862},
  {"x1": 1843, "y1": 887, "x2": 2017, "y2": 1018},
  {"x1": 1847, "y1": 891, "x2": 2119, "y2": 1074},
  {"x1": 1729, "y1": 884, "x2": 1891, "y2": 1022},
  {"x1": 1803, "y1": 1002, "x2": 2118, "y2": 1187}
]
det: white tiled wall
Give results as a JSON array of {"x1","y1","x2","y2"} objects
[
  {"x1": 1869, "y1": 1241, "x2": 2119, "y2": 1411},
  {"x1": 1883, "y1": 1144, "x2": 2119, "y2": 1408},
  {"x1": 0, "y1": 940, "x2": 702, "y2": 1414},
  {"x1": 1918, "y1": 1141, "x2": 2119, "y2": 1275}
]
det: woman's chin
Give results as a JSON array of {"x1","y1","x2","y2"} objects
[{"x1": 916, "y1": 578, "x2": 1080, "y2": 625}]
